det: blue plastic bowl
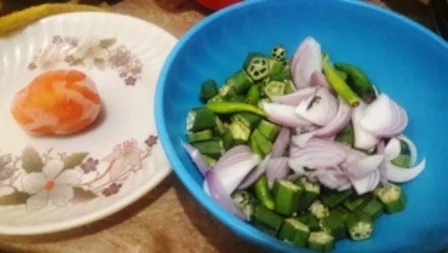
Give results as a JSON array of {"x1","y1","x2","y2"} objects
[{"x1": 155, "y1": 0, "x2": 448, "y2": 252}]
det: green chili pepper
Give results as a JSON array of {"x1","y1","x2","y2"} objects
[
  {"x1": 205, "y1": 102, "x2": 268, "y2": 117},
  {"x1": 322, "y1": 54, "x2": 360, "y2": 107},
  {"x1": 254, "y1": 176, "x2": 275, "y2": 210},
  {"x1": 246, "y1": 85, "x2": 261, "y2": 105},
  {"x1": 334, "y1": 63, "x2": 377, "y2": 104}
]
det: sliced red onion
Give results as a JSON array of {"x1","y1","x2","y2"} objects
[
  {"x1": 266, "y1": 157, "x2": 290, "y2": 188},
  {"x1": 384, "y1": 138, "x2": 401, "y2": 160},
  {"x1": 291, "y1": 37, "x2": 322, "y2": 89},
  {"x1": 263, "y1": 102, "x2": 313, "y2": 128},
  {"x1": 204, "y1": 170, "x2": 248, "y2": 221},
  {"x1": 289, "y1": 139, "x2": 347, "y2": 169},
  {"x1": 346, "y1": 154, "x2": 384, "y2": 179},
  {"x1": 397, "y1": 135, "x2": 418, "y2": 166},
  {"x1": 296, "y1": 88, "x2": 338, "y2": 126},
  {"x1": 352, "y1": 102, "x2": 379, "y2": 150},
  {"x1": 376, "y1": 140, "x2": 385, "y2": 154},
  {"x1": 367, "y1": 170, "x2": 381, "y2": 192},
  {"x1": 271, "y1": 87, "x2": 317, "y2": 106},
  {"x1": 272, "y1": 128, "x2": 291, "y2": 158},
  {"x1": 237, "y1": 154, "x2": 271, "y2": 190},
  {"x1": 360, "y1": 94, "x2": 408, "y2": 138},
  {"x1": 214, "y1": 151, "x2": 261, "y2": 195},
  {"x1": 214, "y1": 145, "x2": 252, "y2": 171},
  {"x1": 385, "y1": 158, "x2": 426, "y2": 183},
  {"x1": 318, "y1": 170, "x2": 342, "y2": 189},
  {"x1": 314, "y1": 96, "x2": 352, "y2": 137},
  {"x1": 182, "y1": 141, "x2": 210, "y2": 177},
  {"x1": 338, "y1": 180, "x2": 352, "y2": 191},
  {"x1": 350, "y1": 172, "x2": 374, "y2": 195},
  {"x1": 310, "y1": 71, "x2": 331, "y2": 89},
  {"x1": 292, "y1": 132, "x2": 315, "y2": 148}
]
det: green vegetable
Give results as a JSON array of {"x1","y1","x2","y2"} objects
[
  {"x1": 273, "y1": 179, "x2": 302, "y2": 216},
  {"x1": 271, "y1": 45, "x2": 286, "y2": 61},
  {"x1": 278, "y1": 218, "x2": 310, "y2": 247},
  {"x1": 296, "y1": 213, "x2": 320, "y2": 232},
  {"x1": 202, "y1": 154, "x2": 217, "y2": 166},
  {"x1": 191, "y1": 139, "x2": 224, "y2": 159},
  {"x1": 268, "y1": 59, "x2": 286, "y2": 77},
  {"x1": 218, "y1": 82, "x2": 237, "y2": 98},
  {"x1": 375, "y1": 183, "x2": 407, "y2": 214},
  {"x1": 231, "y1": 113, "x2": 261, "y2": 131},
  {"x1": 309, "y1": 200, "x2": 330, "y2": 220},
  {"x1": 284, "y1": 80, "x2": 296, "y2": 94},
  {"x1": 254, "y1": 176, "x2": 275, "y2": 210},
  {"x1": 322, "y1": 54, "x2": 360, "y2": 107},
  {"x1": 254, "y1": 204, "x2": 284, "y2": 235},
  {"x1": 225, "y1": 69, "x2": 253, "y2": 94},
  {"x1": 391, "y1": 140, "x2": 411, "y2": 168},
  {"x1": 308, "y1": 231, "x2": 335, "y2": 253},
  {"x1": 320, "y1": 188, "x2": 353, "y2": 208},
  {"x1": 330, "y1": 206, "x2": 350, "y2": 222},
  {"x1": 186, "y1": 108, "x2": 217, "y2": 132},
  {"x1": 253, "y1": 220, "x2": 278, "y2": 237},
  {"x1": 200, "y1": 80, "x2": 219, "y2": 103},
  {"x1": 187, "y1": 129, "x2": 214, "y2": 143},
  {"x1": 257, "y1": 120, "x2": 281, "y2": 141},
  {"x1": 264, "y1": 81, "x2": 286, "y2": 99},
  {"x1": 222, "y1": 121, "x2": 251, "y2": 150},
  {"x1": 357, "y1": 198, "x2": 384, "y2": 220},
  {"x1": 206, "y1": 102, "x2": 267, "y2": 117},
  {"x1": 207, "y1": 94, "x2": 224, "y2": 104},
  {"x1": 345, "y1": 211, "x2": 373, "y2": 241},
  {"x1": 251, "y1": 129, "x2": 273, "y2": 156},
  {"x1": 343, "y1": 194, "x2": 370, "y2": 212},
  {"x1": 227, "y1": 95, "x2": 247, "y2": 102},
  {"x1": 335, "y1": 121, "x2": 354, "y2": 146},
  {"x1": 319, "y1": 213, "x2": 347, "y2": 240},
  {"x1": 334, "y1": 62, "x2": 376, "y2": 104},
  {"x1": 296, "y1": 177, "x2": 320, "y2": 212},
  {"x1": 249, "y1": 136, "x2": 264, "y2": 158},
  {"x1": 277, "y1": 62, "x2": 292, "y2": 80},
  {"x1": 244, "y1": 53, "x2": 270, "y2": 82},
  {"x1": 335, "y1": 69, "x2": 348, "y2": 81},
  {"x1": 232, "y1": 191, "x2": 257, "y2": 221},
  {"x1": 257, "y1": 98, "x2": 271, "y2": 110},
  {"x1": 213, "y1": 117, "x2": 227, "y2": 136},
  {"x1": 246, "y1": 85, "x2": 261, "y2": 105}
]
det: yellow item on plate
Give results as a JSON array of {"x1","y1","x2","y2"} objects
[{"x1": 0, "y1": 3, "x2": 109, "y2": 37}]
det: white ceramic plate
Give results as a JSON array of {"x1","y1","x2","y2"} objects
[{"x1": 0, "y1": 12, "x2": 176, "y2": 235}]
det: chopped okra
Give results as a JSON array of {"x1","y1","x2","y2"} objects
[
  {"x1": 186, "y1": 107, "x2": 217, "y2": 132},
  {"x1": 187, "y1": 129, "x2": 214, "y2": 143},
  {"x1": 320, "y1": 188, "x2": 353, "y2": 208},
  {"x1": 199, "y1": 79, "x2": 218, "y2": 103},
  {"x1": 319, "y1": 213, "x2": 347, "y2": 240},
  {"x1": 309, "y1": 200, "x2": 330, "y2": 220},
  {"x1": 375, "y1": 183, "x2": 407, "y2": 214},
  {"x1": 271, "y1": 45, "x2": 286, "y2": 61},
  {"x1": 264, "y1": 80, "x2": 286, "y2": 99},
  {"x1": 278, "y1": 218, "x2": 310, "y2": 247},
  {"x1": 345, "y1": 212, "x2": 374, "y2": 241},
  {"x1": 243, "y1": 53, "x2": 270, "y2": 82},
  {"x1": 273, "y1": 179, "x2": 302, "y2": 216},
  {"x1": 254, "y1": 204, "x2": 284, "y2": 235},
  {"x1": 232, "y1": 191, "x2": 257, "y2": 221},
  {"x1": 296, "y1": 177, "x2": 320, "y2": 212},
  {"x1": 308, "y1": 231, "x2": 335, "y2": 253}
]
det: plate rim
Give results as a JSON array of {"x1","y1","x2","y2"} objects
[{"x1": 0, "y1": 11, "x2": 176, "y2": 235}]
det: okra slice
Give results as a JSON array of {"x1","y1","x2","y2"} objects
[
  {"x1": 257, "y1": 98, "x2": 271, "y2": 110},
  {"x1": 249, "y1": 136, "x2": 264, "y2": 158},
  {"x1": 283, "y1": 79, "x2": 296, "y2": 94},
  {"x1": 225, "y1": 69, "x2": 253, "y2": 94},
  {"x1": 254, "y1": 204, "x2": 284, "y2": 235},
  {"x1": 330, "y1": 206, "x2": 350, "y2": 222},
  {"x1": 295, "y1": 177, "x2": 320, "y2": 212},
  {"x1": 231, "y1": 112, "x2": 261, "y2": 131},
  {"x1": 207, "y1": 94, "x2": 224, "y2": 104},
  {"x1": 345, "y1": 212, "x2": 373, "y2": 241},
  {"x1": 343, "y1": 194, "x2": 370, "y2": 212},
  {"x1": 268, "y1": 59, "x2": 286, "y2": 77},
  {"x1": 271, "y1": 45, "x2": 286, "y2": 61},
  {"x1": 375, "y1": 183, "x2": 407, "y2": 214},
  {"x1": 335, "y1": 121, "x2": 354, "y2": 146},
  {"x1": 232, "y1": 190, "x2": 257, "y2": 221},
  {"x1": 264, "y1": 81, "x2": 286, "y2": 99},
  {"x1": 320, "y1": 188, "x2": 353, "y2": 208},
  {"x1": 273, "y1": 179, "x2": 302, "y2": 216},
  {"x1": 218, "y1": 82, "x2": 237, "y2": 99},
  {"x1": 187, "y1": 129, "x2": 214, "y2": 143},
  {"x1": 246, "y1": 84, "x2": 261, "y2": 105},
  {"x1": 357, "y1": 198, "x2": 384, "y2": 220},
  {"x1": 227, "y1": 95, "x2": 246, "y2": 102},
  {"x1": 309, "y1": 200, "x2": 330, "y2": 220},
  {"x1": 186, "y1": 107, "x2": 217, "y2": 132},
  {"x1": 199, "y1": 79, "x2": 219, "y2": 103},
  {"x1": 308, "y1": 231, "x2": 335, "y2": 253},
  {"x1": 278, "y1": 218, "x2": 310, "y2": 247},
  {"x1": 191, "y1": 139, "x2": 224, "y2": 159},
  {"x1": 253, "y1": 220, "x2": 277, "y2": 237},
  {"x1": 243, "y1": 53, "x2": 270, "y2": 82},
  {"x1": 296, "y1": 213, "x2": 320, "y2": 232},
  {"x1": 319, "y1": 213, "x2": 347, "y2": 240},
  {"x1": 257, "y1": 120, "x2": 281, "y2": 141},
  {"x1": 213, "y1": 117, "x2": 227, "y2": 136},
  {"x1": 222, "y1": 121, "x2": 251, "y2": 150},
  {"x1": 254, "y1": 176, "x2": 275, "y2": 210},
  {"x1": 251, "y1": 129, "x2": 273, "y2": 156}
]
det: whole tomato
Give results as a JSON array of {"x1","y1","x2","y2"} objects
[{"x1": 195, "y1": 0, "x2": 242, "y2": 10}]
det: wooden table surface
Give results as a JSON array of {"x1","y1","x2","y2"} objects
[{"x1": 0, "y1": 1, "x2": 437, "y2": 252}]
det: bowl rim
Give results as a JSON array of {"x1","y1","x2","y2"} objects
[{"x1": 155, "y1": 0, "x2": 448, "y2": 252}]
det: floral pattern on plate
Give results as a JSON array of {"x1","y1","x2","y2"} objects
[
  {"x1": 0, "y1": 135, "x2": 158, "y2": 211},
  {"x1": 27, "y1": 35, "x2": 143, "y2": 86}
]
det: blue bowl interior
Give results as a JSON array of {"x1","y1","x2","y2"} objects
[{"x1": 156, "y1": 0, "x2": 448, "y2": 252}]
